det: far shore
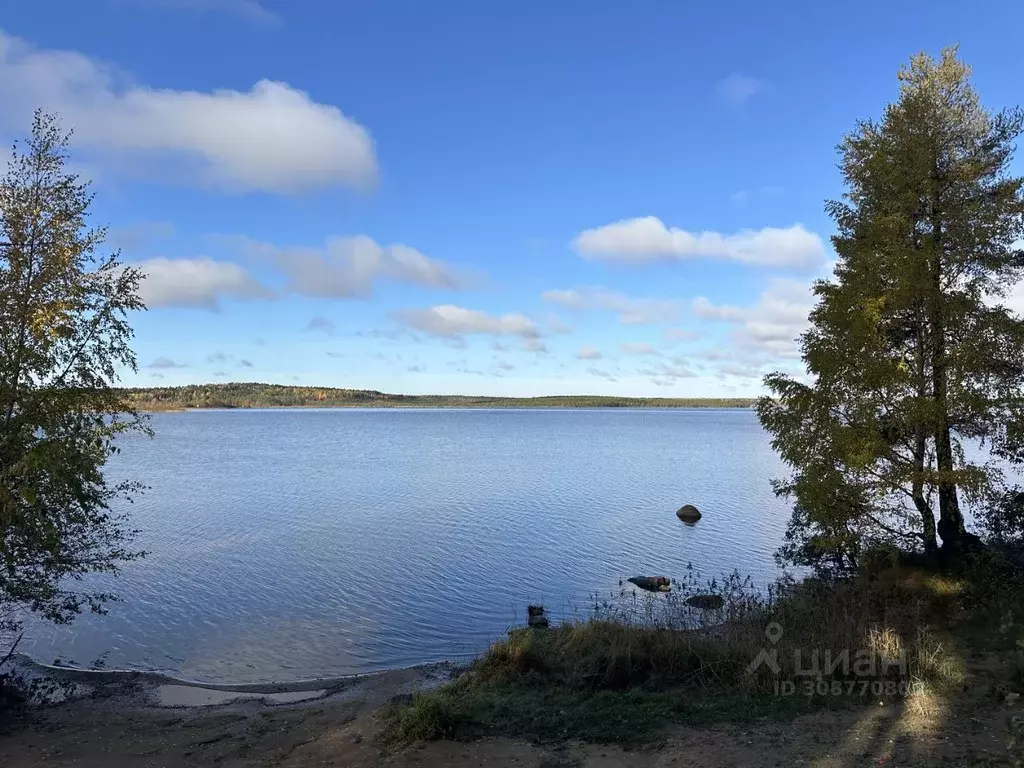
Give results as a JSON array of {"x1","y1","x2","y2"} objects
[
  {"x1": 138, "y1": 401, "x2": 756, "y2": 413},
  {"x1": 123, "y1": 382, "x2": 757, "y2": 412}
]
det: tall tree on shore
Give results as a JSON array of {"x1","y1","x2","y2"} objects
[
  {"x1": 758, "y1": 48, "x2": 1024, "y2": 571},
  {"x1": 0, "y1": 112, "x2": 148, "y2": 639}
]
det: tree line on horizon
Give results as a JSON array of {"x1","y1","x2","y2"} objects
[{"x1": 120, "y1": 382, "x2": 756, "y2": 410}]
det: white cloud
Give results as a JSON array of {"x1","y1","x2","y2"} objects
[
  {"x1": 619, "y1": 342, "x2": 658, "y2": 356},
  {"x1": 1007, "y1": 283, "x2": 1024, "y2": 316},
  {"x1": 147, "y1": 356, "x2": 187, "y2": 369},
  {"x1": 305, "y1": 315, "x2": 336, "y2": 335},
  {"x1": 0, "y1": 30, "x2": 376, "y2": 193},
  {"x1": 588, "y1": 367, "x2": 616, "y2": 381},
  {"x1": 691, "y1": 297, "x2": 747, "y2": 322},
  {"x1": 522, "y1": 338, "x2": 549, "y2": 353},
  {"x1": 717, "y1": 74, "x2": 770, "y2": 107},
  {"x1": 542, "y1": 289, "x2": 582, "y2": 308},
  {"x1": 572, "y1": 217, "x2": 825, "y2": 269},
  {"x1": 693, "y1": 277, "x2": 818, "y2": 362},
  {"x1": 134, "y1": 257, "x2": 270, "y2": 310},
  {"x1": 983, "y1": 241, "x2": 1024, "y2": 317},
  {"x1": 697, "y1": 348, "x2": 734, "y2": 362},
  {"x1": 544, "y1": 314, "x2": 573, "y2": 334},
  {"x1": 542, "y1": 286, "x2": 679, "y2": 325},
  {"x1": 715, "y1": 363, "x2": 766, "y2": 380},
  {"x1": 131, "y1": 234, "x2": 464, "y2": 312},
  {"x1": 249, "y1": 235, "x2": 464, "y2": 298},
  {"x1": 394, "y1": 305, "x2": 539, "y2": 339},
  {"x1": 662, "y1": 328, "x2": 702, "y2": 342},
  {"x1": 638, "y1": 361, "x2": 697, "y2": 381},
  {"x1": 1004, "y1": 245, "x2": 1024, "y2": 315},
  {"x1": 575, "y1": 345, "x2": 602, "y2": 360}
]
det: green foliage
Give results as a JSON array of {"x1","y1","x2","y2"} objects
[
  {"x1": 121, "y1": 382, "x2": 755, "y2": 410},
  {"x1": 0, "y1": 112, "x2": 147, "y2": 637},
  {"x1": 982, "y1": 487, "x2": 1024, "y2": 543},
  {"x1": 758, "y1": 48, "x2": 1024, "y2": 573}
]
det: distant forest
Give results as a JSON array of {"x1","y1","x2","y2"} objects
[{"x1": 122, "y1": 383, "x2": 755, "y2": 410}]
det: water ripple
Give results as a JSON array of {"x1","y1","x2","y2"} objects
[{"x1": 20, "y1": 408, "x2": 793, "y2": 683}]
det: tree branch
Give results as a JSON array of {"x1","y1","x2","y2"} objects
[{"x1": 0, "y1": 632, "x2": 24, "y2": 671}]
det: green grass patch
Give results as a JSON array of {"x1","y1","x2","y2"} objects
[{"x1": 381, "y1": 679, "x2": 820, "y2": 746}]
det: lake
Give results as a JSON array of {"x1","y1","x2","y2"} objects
[{"x1": 19, "y1": 408, "x2": 793, "y2": 684}]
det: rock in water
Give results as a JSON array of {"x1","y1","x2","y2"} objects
[
  {"x1": 627, "y1": 576, "x2": 671, "y2": 592},
  {"x1": 685, "y1": 594, "x2": 724, "y2": 610},
  {"x1": 676, "y1": 504, "x2": 702, "y2": 522},
  {"x1": 527, "y1": 604, "x2": 549, "y2": 628}
]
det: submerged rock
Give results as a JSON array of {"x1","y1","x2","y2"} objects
[
  {"x1": 676, "y1": 504, "x2": 702, "y2": 522},
  {"x1": 627, "y1": 576, "x2": 672, "y2": 593},
  {"x1": 685, "y1": 594, "x2": 725, "y2": 610},
  {"x1": 527, "y1": 604, "x2": 549, "y2": 628}
]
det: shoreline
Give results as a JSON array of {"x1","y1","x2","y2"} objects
[{"x1": 7, "y1": 652, "x2": 456, "y2": 710}]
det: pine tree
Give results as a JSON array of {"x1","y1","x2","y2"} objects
[{"x1": 758, "y1": 48, "x2": 1024, "y2": 571}]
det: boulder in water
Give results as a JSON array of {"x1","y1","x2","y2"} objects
[
  {"x1": 676, "y1": 504, "x2": 702, "y2": 522},
  {"x1": 627, "y1": 576, "x2": 671, "y2": 593},
  {"x1": 685, "y1": 594, "x2": 724, "y2": 610},
  {"x1": 527, "y1": 604, "x2": 549, "y2": 628}
]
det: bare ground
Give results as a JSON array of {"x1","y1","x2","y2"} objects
[{"x1": 1, "y1": 655, "x2": 1020, "y2": 768}]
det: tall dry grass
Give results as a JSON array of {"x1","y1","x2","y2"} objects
[
  {"x1": 468, "y1": 565, "x2": 967, "y2": 695},
  {"x1": 382, "y1": 562, "x2": 1008, "y2": 746}
]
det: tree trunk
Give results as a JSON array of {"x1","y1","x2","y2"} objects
[
  {"x1": 928, "y1": 211, "x2": 966, "y2": 554},
  {"x1": 913, "y1": 315, "x2": 939, "y2": 563},
  {"x1": 912, "y1": 437, "x2": 938, "y2": 562},
  {"x1": 935, "y1": 426, "x2": 965, "y2": 549}
]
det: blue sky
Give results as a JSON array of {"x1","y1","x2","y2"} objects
[{"x1": 2, "y1": 0, "x2": 1022, "y2": 396}]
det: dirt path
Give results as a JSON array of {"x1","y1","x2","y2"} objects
[{"x1": 0, "y1": 663, "x2": 1019, "y2": 767}]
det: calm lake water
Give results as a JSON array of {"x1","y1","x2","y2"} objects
[{"x1": 20, "y1": 408, "x2": 793, "y2": 684}]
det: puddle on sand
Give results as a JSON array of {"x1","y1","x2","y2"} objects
[{"x1": 155, "y1": 685, "x2": 327, "y2": 707}]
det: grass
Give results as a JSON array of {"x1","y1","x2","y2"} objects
[
  {"x1": 382, "y1": 680, "x2": 814, "y2": 745},
  {"x1": 381, "y1": 555, "x2": 1024, "y2": 748}
]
